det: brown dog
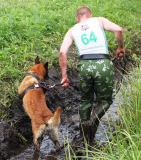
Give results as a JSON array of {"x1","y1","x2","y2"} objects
[{"x1": 18, "y1": 56, "x2": 61, "y2": 150}]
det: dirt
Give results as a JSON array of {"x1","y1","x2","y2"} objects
[{"x1": 0, "y1": 52, "x2": 127, "y2": 160}]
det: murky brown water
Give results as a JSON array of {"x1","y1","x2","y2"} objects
[{"x1": 10, "y1": 93, "x2": 121, "y2": 160}]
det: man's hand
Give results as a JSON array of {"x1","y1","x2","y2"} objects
[
  {"x1": 61, "y1": 77, "x2": 69, "y2": 87},
  {"x1": 116, "y1": 48, "x2": 125, "y2": 59}
]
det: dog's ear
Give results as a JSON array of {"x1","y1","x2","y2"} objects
[
  {"x1": 44, "y1": 62, "x2": 48, "y2": 71},
  {"x1": 44, "y1": 62, "x2": 49, "y2": 79},
  {"x1": 35, "y1": 56, "x2": 40, "y2": 64}
]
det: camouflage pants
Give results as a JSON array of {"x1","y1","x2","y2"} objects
[{"x1": 77, "y1": 59, "x2": 115, "y2": 122}]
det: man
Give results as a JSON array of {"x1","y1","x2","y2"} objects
[{"x1": 59, "y1": 6, "x2": 125, "y2": 142}]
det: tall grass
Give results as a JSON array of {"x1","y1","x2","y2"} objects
[
  {"x1": 112, "y1": 66, "x2": 141, "y2": 159},
  {"x1": 94, "y1": 66, "x2": 141, "y2": 160},
  {"x1": 66, "y1": 65, "x2": 141, "y2": 160},
  {"x1": 100, "y1": 65, "x2": 141, "y2": 159}
]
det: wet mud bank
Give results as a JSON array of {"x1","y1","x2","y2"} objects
[{"x1": 0, "y1": 57, "x2": 126, "y2": 160}]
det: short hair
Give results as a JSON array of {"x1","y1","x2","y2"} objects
[{"x1": 76, "y1": 6, "x2": 92, "y2": 19}]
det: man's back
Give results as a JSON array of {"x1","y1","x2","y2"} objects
[{"x1": 72, "y1": 17, "x2": 109, "y2": 56}]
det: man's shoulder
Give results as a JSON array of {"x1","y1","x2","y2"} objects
[
  {"x1": 88, "y1": 17, "x2": 102, "y2": 24},
  {"x1": 96, "y1": 17, "x2": 104, "y2": 27},
  {"x1": 71, "y1": 23, "x2": 79, "y2": 28},
  {"x1": 71, "y1": 23, "x2": 80, "y2": 32}
]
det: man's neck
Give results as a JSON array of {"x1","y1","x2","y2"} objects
[{"x1": 79, "y1": 15, "x2": 89, "y2": 23}]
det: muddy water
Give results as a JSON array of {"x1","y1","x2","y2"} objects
[
  {"x1": 10, "y1": 95, "x2": 120, "y2": 160},
  {"x1": 10, "y1": 113, "x2": 80, "y2": 160},
  {"x1": 10, "y1": 58, "x2": 124, "y2": 160}
]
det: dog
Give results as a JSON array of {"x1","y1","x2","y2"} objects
[{"x1": 18, "y1": 56, "x2": 61, "y2": 150}]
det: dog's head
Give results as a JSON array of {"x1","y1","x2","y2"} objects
[
  {"x1": 35, "y1": 56, "x2": 49, "y2": 80},
  {"x1": 28, "y1": 56, "x2": 49, "y2": 81}
]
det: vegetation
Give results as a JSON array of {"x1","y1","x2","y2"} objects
[
  {"x1": 0, "y1": 0, "x2": 141, "y2": 108},
  {"x1": 0, "y1": 0, "x2": 141, "y2": 158},
  {"x1": 66, "y1": 64, "x2": 141, "y2": 160}
]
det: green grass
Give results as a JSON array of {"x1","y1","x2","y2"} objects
[
  {"x1": 65, "y1": 63, "x2": 141, "y2": 159},
  {"x1": 0, "y1": 0, "x2": 140, "y2": 106},
  {"x1": 0, "y1": 0, "x2": 141, "y2": 79},
  {"x1": 0, "y1": 0, "x2": 140, "y2": 126},
  {"x1": 0, "y1": 0, "x2": 141, "y2": 158},
  {"x1": 98, "y1": 65, "x2": 141, "y2": 160},
  {"x1": 0, "y1": 0, "x2": 141, "y2": 138}
]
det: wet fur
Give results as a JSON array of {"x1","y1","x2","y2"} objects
[{"x1": 18, "y1": 56, "x2": 61, "y2": 150}]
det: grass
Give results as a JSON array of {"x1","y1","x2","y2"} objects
[
  {"x1": 0, "y1": 0, "x2": 141, "y2": 108},
  {"x1": 64, "y1": 63, "x2": 141, "y2": 159},
  {"x1": 0, "y1": 0, "x2": 141, "y2": 158},
  {"x1": 0, "y1": 0, "x2": 141, "y2": 78},
  {"x1": 98, "y1": 65, "x2": 141, "y2": 160}
]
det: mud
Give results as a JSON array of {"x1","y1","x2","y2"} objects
[{"x1": 0, "y1": 55, "x2": 126, "y2": 160}]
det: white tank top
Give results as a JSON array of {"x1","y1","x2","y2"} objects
[{"x1": 71, "y1": 17, "x2": 109, "y2": 56}]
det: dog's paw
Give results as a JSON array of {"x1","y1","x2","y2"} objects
[
  {"x1": 34, "y1": 142, "x2": 40, "y2": 151},
  {"x1": 54, "y1": 140, "x2": 60, "y2": 149}
]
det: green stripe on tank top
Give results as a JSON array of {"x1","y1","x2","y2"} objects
[
  {"x1": 73, "y1": 36, "x2": 80, "y2": 57},
  {"x1": 100, "y1": 25, "x2": 109, "y2": 54}
]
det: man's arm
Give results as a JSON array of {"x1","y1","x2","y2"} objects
[
  {"x1": 97, "y1": 17, "x2": 125, "y2": 59},
  {"x1": 59, "y1": 29, "x2": 73, "y2": 87}
]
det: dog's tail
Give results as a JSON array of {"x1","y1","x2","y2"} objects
[{"x1": 50, "y1": 107, "x2": 61, "y2": 126}]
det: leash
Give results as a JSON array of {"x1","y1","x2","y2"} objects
[
  {"x1": 112, "y1": 53, "x2": 127, "y2": 98},
  {"x1": 112, "y1": 53, "x2": 127, "y2": 70},
  {"x1": 20, "y1": 74, "x2": 79, "y2": 98},
  {"x1": 50, "y1": 81, "x2": 79, "y2": 88},
  {"x1": 27, "y1": 74, "x2": 79, "y2": 88},
  {"x1": 21, "y1": 54, "x2": 126, "y2": 98},
  {"x1": 122, "y1": 53, "x2": 127, "y2": 74}
]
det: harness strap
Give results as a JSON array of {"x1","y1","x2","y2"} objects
[
  {"x1": 21, "y1": 84, "x2": 46, "y2": 98},
  {"x1": 27, "y1": 74, "x2": 51, "y2": 86},
  {"x1": 20, "y1": 74, "x2": 49, "y2": 98},
  {"x1": 26, "y1": 74, "x2": 42, "y2": 83}
]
